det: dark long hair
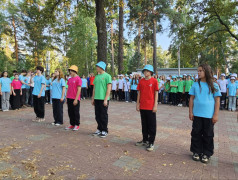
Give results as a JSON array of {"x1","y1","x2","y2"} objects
[
  {"x1": 198, "y1": 64, "x2": 217, "y2": 94},
  {"x1": 132, "y1": 75, "x2": 138, "y2": 85}
]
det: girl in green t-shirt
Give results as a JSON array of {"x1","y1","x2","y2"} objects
[
  {"x1": 170, "y1": 76, "x2": 178, "y2": 106},
  {"x1": 185, "y1": 75, "x2": 194, "y2": 107},
  {"x1": 163, "y1": 77, "x2": 171, "y2": 104}
]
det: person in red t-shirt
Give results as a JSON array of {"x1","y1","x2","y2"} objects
[
  {"x1": 135, "y1": 65, "x2": 159, "y2": 152},
  {"x1": 89, "y1": 73, "x2": 95, "y2": 97}
]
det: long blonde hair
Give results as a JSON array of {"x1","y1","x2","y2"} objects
[{"x1": 54, "y1": 69, "x2": 64, "y2": 81}]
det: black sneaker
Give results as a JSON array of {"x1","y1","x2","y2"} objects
[
  {"x1": 201, "y1": 155, "x2": 210, "y2": 164},
  {"x1": 99, "y1": 131, "x2": 108, "y2": 138},
  {"x1": 192, "y1": 153, "x2": 200, "y2": 161},
  {"x1": 146, "y1": 144, "x2": 154, "y2": 152},
  {"x1": 135, "y1": 140, "x2": 148, "y2": 146},
  {"x1": 92, "y1": 129, "x2": 101, "y2": 136}
]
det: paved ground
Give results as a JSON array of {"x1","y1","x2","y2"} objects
[{"x1": 0, "y1": 100, "x2": 237, "y2": 179}]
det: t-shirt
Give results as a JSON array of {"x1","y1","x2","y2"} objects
[
  {"x1": 131, "y1": 79, "x2": 138, "y2": 90},
  {"x1": 52, "y1": 78, "x2": 66, "y2": 99},
  {"x1": 10, "y1": 76, "x2": 14, "y2": 81},
  {"x1": 137, "y1": 77, "x2": 159, "y2": 110},
  {"x1": 32, "y1": 75, "x2": 46, "y2": 96},
  {"x1": 185, "y1": 80, "x2": 194, "y2": 92},
  {"x1": 227, "y1": 83, "x2": 238, "y2": 96},
  {"x1": 164, "y1": 82, "x2": 170, "y2": 92},
  {"x1": 112, "y1": 80, "x2": 118, "y2": 91},
  {"x1": 118, "y1": 79, "x2": 124, "y2": 89},
  {"x1": 65, "y1": 80, "x2": 68, "y2": 89},
  {"x1": 66, "y1": 76, "x2": 82, "y2": 100},
  {"x1": 178, "y1": 80, "x2": 185, "y2": 93},
  {"x1": 170, "y1": 81, "x2": 178, "y2": 93},
  {"x1": 217, "y1": 79, "x2": 228, "y2": 93},
  {"x1": 94, "y1": 72, "x2": 112, "y2": 100},
  {"x1": 11, "y1": 80, "x2": 22, "y2": 90},
  {"x1": 45, "y1": 79, "x2": 51, "y2": 91},
  {"x1": 90, "y1": 76, "x2": 95, "y2": 86},
  {"x1": 159, "y1": 80, "x2": 165, "y2": 92},
  {"x1": 124, "y1": 81, "x2": 130, "y2": 92},
  {"x1": 25, "y1": 76, "x2": 31, "y2": 89},
  {"x1": 81, "y1": 78, "x2": 87, "y2": 88},
  {"x1": 189, "y1": 82, "x2": 221, "y2": 118},
  {"x1": 0, "y1": 77, "x2": 12, "y2": 92},
  {"x1": 19, "y1": 75, "x2": 27, "y2": 89}
]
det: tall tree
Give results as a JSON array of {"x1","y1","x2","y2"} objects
[
  {"x1": 95, "y1": 0, "x2": 107, "y2": 63},
  {"x1": 118, "y1": 0, "x2": 124, "y2": 74}
]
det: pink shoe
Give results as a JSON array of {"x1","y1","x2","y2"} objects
[
  {"x1": 73, "y1": 126, "x2": 80, "y2": 131},
  {"x1": 65, "y1": 125, "x2": 74, "y2": 130}
]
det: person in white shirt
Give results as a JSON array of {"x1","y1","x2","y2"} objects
[
  {"x1": 217, "y1": 73, "x2": 228, "y2": 110},
  {"x1": 111, "y1": 77, "x2": 118, "y2": 100},
  {"x1": 118, "y1": 75, "x2": 124, "y2": 101},
  {"x1": 123, "y1": 78, "x2": 130, "y2": 102},
  {"x1": 158, "y1": 76, "x2": 165, "y2": 104}
]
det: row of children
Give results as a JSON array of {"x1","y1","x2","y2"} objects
[{"x1": 0, "y1": 62, "x2": 237, "y2": 164}]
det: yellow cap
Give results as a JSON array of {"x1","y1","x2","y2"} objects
[{"x1": 68, "y1": 65, "x2": 78, "y2": 73}]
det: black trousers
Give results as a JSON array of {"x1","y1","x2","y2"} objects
[
  {"x1": 12, "y1": 89, "x2": 21, "y2": 110},
  {"x1": 81, "y1": 88, "x2": 87, "y2": 99},
  {"x1": 87, "y1": 86, "x2": 91, "y2": 97},
  {"x1": 29, "y1": 87, "x2": 34, "y2": 106},
  {"x1": 90, "y1": 85, "x2": 94, "y2": 97},
  {"x1": 140, "y1": 110, "x2": 157, "y2": 144},
  {"x1": 33, "y1": 95, "x2": 45, "y2": 118},
  {"x1": 185, "y1": 92, "x2": 190, "y2": 106},
  {"x1": 52, "y1": 99, "x2": 64, "y2": 124},
  {"x1": 158, "y1": 90, "x2": 164, "y2": 103},
  {"x1": 95, "y1": 100, "x2": 109, "y2": 132},
  {"x1": 20, "y1": 88, "x2": 26, "y2": 106},
  {"x1": 220, "y1": 92, "x2": 227, "y2": 109},
  {"x1": 131, "y1": 90, "x2": 137, "y2": 102},
  {"x1": 112, "y1": 90, "x2": 117, "y2": 100},
  {"x1": 118, "y1": 89, "x2": 123, "y2": 101},
  {"x1": 67, "y1": 98, "x2": 80, "y2": 126},
  {"x1": 190, "y1": 116, "x2": 214, "y2": 157},
  {"x1": 45, "y1": 90, "x2": 50, "y2": 103},
  {"x1": 177, "y1": 92, "x2": 183, "y2": 104},
  {"x1": 171, "y1": 93, "x2": 178, "y2": 105}
]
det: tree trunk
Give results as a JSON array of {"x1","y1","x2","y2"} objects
[
  {"x1": 95, "y1": 0, "x2": 107, "y2": 63},
  {"x1": 12, "y1": 16, "x2": 19, "y2": 64},
  {"x1": 152, "y1": 4, "x2": 157, "y2": 75},
  {"x1": 144, "y1": 43, "x2": 147, "y2": 65},
  {"x1": 118, "y1": 0, "x2": 124, "y2": 74},
  {"x1": 137, "y1": 18, "x2": 141, "y2": 54},
  {"x1": 111, "y1": 21, "x2": 115, "y2": 76}
]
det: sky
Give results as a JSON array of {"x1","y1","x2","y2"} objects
[{"x1": 124, "y1": 17, "x2": 172, "y2": 51}]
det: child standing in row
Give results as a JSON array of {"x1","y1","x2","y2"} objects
[
  {"x1": 189, "y1": 64, "x2": 221, "y2": 163},
  {"x1": 92, "y1": 61, "x2": 112, "y2": 138},
  {"x1": 163, "y1": 77, "x2": 170, "y2": 104},
  {"x1": 124, "y1": 78, "x2": 130, "y2": 103},
  {"x1": 0, "y1": 71, "x2": 12, "y2": 112},
  {"x1": 227, "y1": 77, "x2": 238, "y2": 112},
  {"x1": 11, "y1": 74, "x2": 22, "y2": 110},
  {"x1": 136, "y1": 65, "x2": 159, "y2": 151},
  {"x1": 185, "y1": 75, "x2": 193, "y2": 107},
  {"x1": 177, "y1": 75, "x2": 185, "y2": 107},
  {"x1": 32, "y1": 66, "x2": 46, "y2": 122},
  {"x1": 65, "y1": 65, "x2": 82, "y2": 131},
  {"x1": 81, "y1": 75, "x2": 88, "y2": 100},
  {"x1": 170, "y1": 76, "x2": 178, "y2": 106},
  {"x1": 45, "y1": 75, "x2": 51, "y2": 104},
  {"x1": 51, "y1": 69, "x2": 66, "y2": 125},
  {"x1": 111, "y1": 77, "x2": 118, "y2": 100}
]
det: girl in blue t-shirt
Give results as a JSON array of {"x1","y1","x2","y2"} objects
[
  {"x1": 227, "y1": 77, "x2": 238, "y2": 112},
  {"x1": 45, "y1": 75, "x2": 51, "y2": 104},
  {"x1": 0, "y1": 71, "x2": 12, "y2": 111},
  {"x1": 189, "y1": 64, "x2": 221, "y2": 164}
]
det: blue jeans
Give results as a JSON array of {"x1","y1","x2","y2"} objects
[
  {"x1": 125, "y1": 91, "x2": 130, "y2": 102},
  {"x1": 163, "y1": 92, "x2": 169, "y2": 104},
  {"x1": 228, "y1": 96, "x2": 236, "y2": 111}
]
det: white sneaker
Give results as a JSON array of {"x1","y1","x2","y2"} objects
[
  {"x1": 51, "y1": 122, "x2": 56, "y2": 125},
  {"x1": 99, "y1": 131, "x2": 108, "y2": 138},
  {"x1": 2, "y1": 110, "x2": 8, "y2": 112},
  {"x1": 92, "y1": 129, "x2": 101, "y2": 136},
  {"x1": 73, "y1": 126, "x2": 80, "y2": 131},
  {"x1": 125, "y1": 101, "x2": 128, "y2": 103},
  {"x1": 55, "y1": 123, "x2": 62, "y2": 126}
]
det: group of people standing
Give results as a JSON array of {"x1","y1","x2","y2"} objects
[{"x1": 0, "y1": 62, "x2": 237, "y2": 164}]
